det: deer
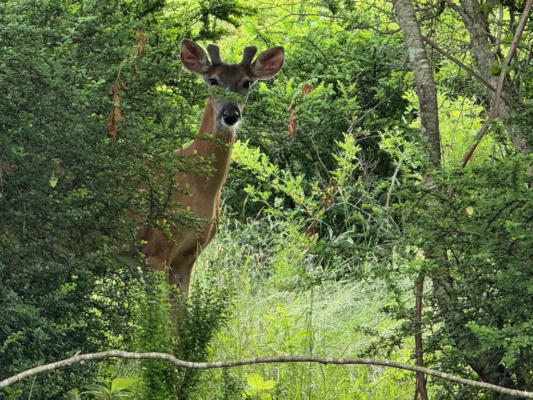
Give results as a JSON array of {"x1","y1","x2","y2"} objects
[{"x1": 137, "y1": 39, "x2": 284, "y2": 295}]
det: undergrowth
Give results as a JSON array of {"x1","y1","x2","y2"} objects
[{"x1": 189, "y1": 218, "x2": 415, "y2": 400}]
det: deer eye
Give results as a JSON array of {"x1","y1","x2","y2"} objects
[
  {"x1": 208, "y1": 78, "x2": 218, "y2": 86},
  {"x1": 243, "y1": 80, "x2": 252, "y2": 89}
]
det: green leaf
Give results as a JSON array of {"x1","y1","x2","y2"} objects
[
  {"x1": 262, "y1": 380, "x2": 276, "y2": 390},
  {"x1": 110, "y1": 377, "x2": 138, "y2": 393},
  {"x1": 292, "y1": 329, "x2": 308, "y2": 340},
  {"x1": 246, "y1": 373, "x2": 264, "y2": 389},
  {"x1": 490, "y1": 63, "x2": 501, "y2": 75},
  {"x1": 49, "y1": 172, "x2": 58, "y2": 188}
]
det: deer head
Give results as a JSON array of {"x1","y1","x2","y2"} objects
[{"x1": 180, "y1": 39, "x2": 284, "y2": 133}]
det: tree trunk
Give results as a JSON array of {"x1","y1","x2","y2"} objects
[
  {"x1": 392, "y1": 0, "x2": 441, "y2": 169},
  {"x1": 391, "y1": 2, "x2": 442, "y2": 399},
  {"x1": 414, "y1": 275, "x2": 428, "y2": 400}
]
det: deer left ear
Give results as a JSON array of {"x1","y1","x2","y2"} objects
[
  {"x1": 180, "y1": 39, "x2": 211, "y2": 75},
  {"x1": 251, "y1": 46, "x2": 284, "y2": 80}
]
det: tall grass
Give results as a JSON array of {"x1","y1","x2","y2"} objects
[{"x1": 190, "y1": 217, "x2": 415, "y2": 399}]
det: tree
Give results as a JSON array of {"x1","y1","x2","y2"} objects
[{"x1": 391, "y1": 0, "x2": 441, "y2": 397}]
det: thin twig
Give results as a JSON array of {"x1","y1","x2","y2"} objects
[
  {"x1": 27, "y1": 376, "x2": 35, "y2": 400},
  {"x1": 386, "y1": 157, "x2": 403, "y2": 207},
  {"x1": 1, "y1": 350, "x2": 533, "y2": 398},
  {"x1": 461, "y1": 0, "x2": 533, "y2": 167}
]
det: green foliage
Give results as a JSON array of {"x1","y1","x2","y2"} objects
[
  {"x1": 192, "y1": 222, "x2": 413, "y2": 399},
  {"x1": 2, "y1": 0, "x2": 533, "y2": 399},
  {"x1": 245, "y1": 373, "x2": 276, "y2": 400},
  {"x1": 232, "y1": 131, "x2": 411, "y2": 283},
  {"x1": 133, "y1": 273, "x2": 176, "y2": 400},
  {"x1": 220, "y1": 368, "x2": 246, "y2": 400},
  {"x1": 223, "y1": 18, "x2": 410, "y2": 221},
  {"x1": 400, "y1": 155, "x2": 533, "y2": 398},
  {"x1": 195, "y1": 0, "x2": 256, "y2": 40},
  {"x1": 0, "y1": 0, "x2": 248, "y2": 397},
  {"x1": 0, "y1": 0, "x2": 158, "y2": 396},
  {"x1": 173, "y1": 269, "x2": 234, "y2": 398},
  {"x1": 81, "y1": 377, "x2": 138, "y2": 399},
  {"x1": 131, "y1": 266, "x2": 234, "y2": 399}
]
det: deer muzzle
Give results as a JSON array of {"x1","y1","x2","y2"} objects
[{"x1": 221, "y1": 104, "x2": 241, "y2": 126}]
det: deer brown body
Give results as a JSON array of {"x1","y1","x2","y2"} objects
[{"x1": 138, "y1": 39, "x2": 284, "y2": 294}]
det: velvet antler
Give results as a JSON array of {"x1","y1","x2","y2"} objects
[
  {"x1": 206, "y1": 44, "x2": 221, "y2": 65},
  {"x1": 240, "y1": 45, "x2": 258, "y2": 66}
]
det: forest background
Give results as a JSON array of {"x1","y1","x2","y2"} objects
[{"x1": 0, "y1": 0, "x2": 532, "y2": 399}]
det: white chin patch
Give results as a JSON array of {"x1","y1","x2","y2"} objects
[{"x1": 217, "y1": 119, "x2": 240, "y2": 137}]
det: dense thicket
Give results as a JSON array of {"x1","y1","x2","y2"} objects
[
  {"x1": 0, "y1": 0, "x2": 200, "y2": 397},
  {"x1": 225, "y1": 25, "x2": 412, "y2": 225},
  {"x1": 412, "y1": 158, "x2": 533, "y2": 397}
]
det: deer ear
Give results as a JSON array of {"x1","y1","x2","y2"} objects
[
  {"x1": 251, "y1": 46, "x2": 284, "y2": 80},
  {"x1": 180, "y1": 39, "x2": 210, "y2": 75}
]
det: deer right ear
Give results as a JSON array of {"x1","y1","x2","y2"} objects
[
  {"x1": 251, "y1": 46, "x2": 284, "y2": 80},
  {"x1": 180, "y1": 39, "x2": 211, "y2": 75}
]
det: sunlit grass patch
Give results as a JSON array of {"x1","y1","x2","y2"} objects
[{"x1": 192, "y1": 222, "x2": 414, "y2": 399}]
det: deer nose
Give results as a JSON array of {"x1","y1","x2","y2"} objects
[{"x1": 222, "y1": 105, "x2": 241, "y2": 126}]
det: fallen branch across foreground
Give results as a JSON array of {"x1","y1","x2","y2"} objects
[{"x1": 1, "y1": 350, "x2": 532, "y2": 398}]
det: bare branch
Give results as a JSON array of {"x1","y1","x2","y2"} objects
[
  {"x1": 386, "y1": 157, "x2": 403, "y2": 207},
  {"x1": 1, "y1": 350, "x2": 533, "y2": 398}
]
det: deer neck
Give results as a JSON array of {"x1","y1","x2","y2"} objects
[{"x1": 191, "y1": 98, "x2": 236, "y2": 196}]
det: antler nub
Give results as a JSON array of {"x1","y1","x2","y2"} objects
[
  {"x1": 206, "y1": 44, "x2": 221, "y2": 65},
  {"x1": 240, "y1": 45, "x2": 258, "y2": 66}
]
